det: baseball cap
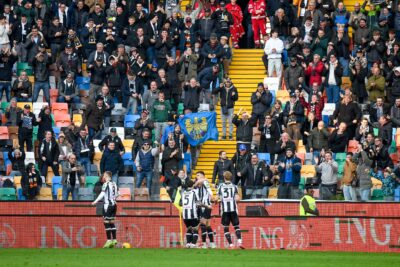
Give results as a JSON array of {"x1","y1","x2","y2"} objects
[
  {"x1": 110, "y1": 127, "x2": 117, "y2": 132},
  {"x1": 24, "y1": 104, "x2": 31, "y2": 109},
  {"x1": 239, "y1": 144, "x2": 247, "y2": 151}
]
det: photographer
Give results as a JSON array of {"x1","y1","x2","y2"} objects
[
  {"x1": 122, "y1": 70, "x2": 144, "y2": 115},
  {"x1": 213, "y1": 77, "x2": 238, "y2": 140},
  {"x1": 32, "y1": 43, "x2": 51, "y2": 103},
  {"x1": 61, "y1": 153, "x2": 86, "y2": 200}
]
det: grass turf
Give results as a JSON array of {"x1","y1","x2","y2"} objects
[{"x1": 1, "y1": 249, "x2": 400, "y2": 267}]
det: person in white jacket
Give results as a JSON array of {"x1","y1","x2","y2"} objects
[
  {"x1": 0, "y1": 15, "x2": 10, "y2": 50},
  {"x1": 264, "y1": 30, "x2": 284, "y2": 87}
]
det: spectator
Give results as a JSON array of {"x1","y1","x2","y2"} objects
[
  {"x1": 48, "y1": 17, "x2": 66, "y2": 63},
  {"x1": 0, "y1": 47, "x2": 17, "y2": 102},
  {"x1": 61, "y1": 153, "x2": 85, "y2": 200},
  {"x1": 373, "y1": 137, "x2": 393, "y2": 172},
  {"x1": 83, "y1": 95, "x2": 106, "y2": 140},
  {"x1": 353, "y1": 149, "x2": 373, "y2": 201},
  {"x1": 328, "y1": 122, "x2": 349, "y2": 153},
  {"x1": 299, "y1": 92, "x2": 324, "y2": 121},
  {"x1": 211, "y1": 1, "x2": 233, "y2": 38},
  {"x1": 17, "y1": 104, "x2": 37, "y2": 152},
  {"x1": 73, "y1": 129, "x2": 93, "y2": 176},
  {"x1": 21, "y1": 163, "x2": 42, "y2": 200},
  {"x1": 332, "y1": 95, "x2": 361, "y2": 139},
  {"x1": 349, "y1": 2, "x2": 366, "y2": 30},
  {"x1": 277, "y1": 148, "x2": 302, "y2": 199},
  {"x1": 315, "y1": 151, "x2": 338, "y2": 200},
  {"x1": 152, "y1": 91, "x2": 172, "y2": 141},
  {"x1": 390, "y1": 97, "x2": 400, "y2": 128},
  {"x1": 366, "y1": 66, "x2": 385, "y2": 102},
  {"x1": 36, "y1": 105, "x2": 52, "y2": 142},
  {"x1": 100, "y1": 141, "x2": 124, "y2": 183},
  {"x1": 178, "y1": 47, "x2": 198, "y2": 84},
  {"x1": 303, "y1": 54, "x2": 324, "y2": 86},
  {"x1": 342, "y1": 152, "x2": 358, "y2": 201},
  {"x1": 12, "y1": 71, "x2": 32, "y2": 102},
  {"x1": 275, "y1": 132, "x2": 296, "y2": 160},
  {"x1": 324, "y1": 54, "x2": 343, "y2": 103},
  {"x1": 31, "y1": 43, "x2": 50, "y2": 103},
  {"x1": 284, "y1": 57, "x2": 304, "y2": 93},
  {"x1": 377, "y1": 115, "x2": 393, "y2": 147},
  {"x1": 87, "y1": 56, "x2": 108, "y2": 101},
  {"x1": 97, "y1": 85, "x2": 114, "y2": 129},
  {"x1": 161, "y1": 138, "x2": 182, "y2": 176},
  {"x1": 38, "y1": 130, "x2": 60, "y2": 179},
  {"x1": 212, "y1": 150, "x2": 234, "y2": 187},
  {"x1": 258, "y1": 115, "x2": 280, "y2": 159},
  {"x1": 248, "y1": 0, "x2": 266, "y2": 48},
  {"x1": 142, "y1": 81, "x2": 159, "y2": 112},
  {"x1": 283, "y1": 93, "x2": 304, "y2": 142},
  {"x1": 5, "y1": 99, "x2": 21, "y2": 126},
  {"x1": 98, "y1": 127, "x2": 125, "y2": 155},
  {"x1": 8, "y1": 147, "x2": 26, "y2": 176},
  {"x1": 301, "y1": 112, "x2": 318, "y2": 149},
  {"x1": 355, "y1": 117, "x2": 374, "y2": 144},
  {"x1": 232, "y1": 111, "x2": 256, "y2": 151},
  {"x1": 183, "y1": 78, "x2": 202, "y2": 113},
  {"x1": 332, "y1": 27, "x2": 350, "y2": 76},
  {"x1": 366, "y1": 31, "x2": 385, "y2": 68},
  {"x1": 135, "y1": 141, "x2": 159, "y2": 196},
  {"x1": 263, "y1": 30, "x2": 284, "y2": 83},
  {"x1": 198, "y1": 63, "x2": 220, "y2": 111},
  {"x1": 250, "y1": 83, "x2": 273, "y2": 126},
  {"x1": 389, "y1": 67, "x2": 400, "y2": 105},
  {"x1": 374, "y1": 168, "x2": 397, "y2": 201},
  {"x1": 232, "y1": 144, "x2": 251, "y2": 186},
  {"x1": 308, "y1": 121, "x2": 329, "y2": 157},
  {"x1": 57, "y1": 133, "x2": 73, "y2": 164},
  {"x1": 213, "y1": 77, "x2": 238, "y2": 140},
  {"x1": 132, "y1": 129, "x2": 153, "y2": 160},
  {"x1": 302, "y1": 1, "x2": 323, "y2": 28},
  {"x1": 134, "y1": 110, "x2": 154, "y2": 139},
  {"x1": 349, "y1": 60, "x2": 368, "y2": 103},
  {"x1": 240, "y1": 154, "x2": 271, "y2": 199},
  {"x1": 57, "y1": 44, "x2": 82, "y2": 80},
  {"x1": 57, "y1": 72, "x2": 80, "y2": 104}
]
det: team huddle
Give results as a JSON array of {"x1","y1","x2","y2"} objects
[
  {"x1": 182, "y1": 171, "x2": 243, "y2": 249},
  {"x1": 92, "y1": 170, "x2": 243, "y2": 249}
]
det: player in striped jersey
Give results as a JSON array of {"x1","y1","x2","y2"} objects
[
  {"x1": 181, "y1": 179, "x2": 200, "y2": 248},
  {"x1": 217, "y1": 171, "x2": 244, "y2": 249},
  {"x1": 194, "y1": 171, "x2": 216, "y2": 249},
  {"x1": 92, "y1": 171, "x2": 119, "y2": 248}
]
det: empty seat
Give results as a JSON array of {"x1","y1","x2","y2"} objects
[
  {"x1": 347, "y1": 140, "x2": 359, "y2": 153},
  {"x1": 52, "y1": 127, "x2": 61, "y2": 139},
  {"x1": 13, "y1": 176, "x2": 22, "y2": 188},
  {"x1": 335, "y1": 153, "x2": 347, "y2": 163},
  {"x1": 51, "y1": 103, "x2": 69, "y2": 117},
  {"x1": 51, "y1": 176, "x2": 62, "y2": 196},
  {"x1": 295, "y1": 152, "x2": 305, "y2": 164},
  {"x1": 118, "y1": 176, "x2": 134, "y2": 192},
  {"x1": 183, "y1": 153, "x2": 192, "y2": 173},
  {"x1": 124, "y1": 115, "x2": 140, "y2": 128},
  {"x1": 301, "y1": 165, "x2": 316, "y2": 178},
  {"x1": 160, "y1": 187, "x2": 170, "y2": 200},
  {"x1": 37, "y1": 187, "x2": 53, "y2": 200},
  {"x1": 17, "y1": 187, "x2": 26, "y2": 200},
  {"x1": 33, "y1": 102, "x2": 46, "y2": 117},
  {"x1": 122, "y1": 152, "x2": 134, "y2": 166},
  {"x1": 90, "y1": 164, "x2": 99, "y2": 176},
  {"x1": 25, "y1": 151, "x2": 35, "y2": 165},
  {"x1": 117, "y1": 187, "x2": 132, "y2": 201},
  {"x1": 110, "y1": 115, "x2": 124, "y2": 127},
  {"x1": 78, "y1": 187, "x2": 94, "y2": 200},
  {"x1": 72, "y1": 114, "x2": 83, "y2": 127},
  {"x1": 54, "y1": 113, "x2": 71, "y2": 127},
  {"x1": 16, "y1": 102, "x2": 30, "y2": 110},
  {"x1": 122, "y1": 140, "x2": 134, "y2": 152},
  {"x1": 0, "y1": 188, "x2": 16, "y2": 200},
  {"x1": 85, "y1": 176, "x2": 99, "y2": 188},
  {"x1": 134, "y1": 188, "x2": 149, "y2": 200},
  {"x1": 111, "y1": 103, "x2": 124, "y2": 115}
]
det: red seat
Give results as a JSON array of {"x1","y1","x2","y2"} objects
[
  {"x1": 51, "y1": 103, "x2": 68, "y2": 117},
  {"x1": 54, "y1": 113, "x2": 71, "y2": 127},
  {"x1": 50, "y1": 88, "x2": 59, "y2": 104},
  {"x1": 390, "y1": 153, "x2": 398, "y2": 164},
  {"x1": 117, "y1": 188, "x2": 132, "y2": 201},
  {"x1": 347, "y1": 140, "x2": 359, "y2": 153},
  {"x1": 296, "y1": 152, "x2": 305, "y2": 164},
  {"x1": 0, "y1": 126, "x2": 9, "y2": 140}
]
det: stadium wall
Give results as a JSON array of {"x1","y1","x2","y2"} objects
[{"x1": 1, "y1": 201, "x2": 400, "y2": 251}]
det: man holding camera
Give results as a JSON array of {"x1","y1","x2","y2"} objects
[{"x1": 61, "y1": 153, "x2": 86, "y2": 200}]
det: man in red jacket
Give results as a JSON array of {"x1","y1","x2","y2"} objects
[
  {"x1": 302, "y1": 54, "x2": 324, "y2": 87},
  {"x1": 248, "y1": 0, "x2": 266, "y2": 48}
]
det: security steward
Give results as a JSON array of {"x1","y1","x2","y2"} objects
[{"x1": 300, "y1": 184, "x2": 320, "y2": 216}]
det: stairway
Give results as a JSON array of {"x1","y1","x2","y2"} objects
[{"x1": 193, "y1": 49, "x2": 265, "y2": 183}]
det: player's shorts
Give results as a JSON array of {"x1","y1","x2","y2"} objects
[
  {"x1": 184, "y1": 219, "x2": 200, "y2": 228},
  {"x1": 199, "y1": 207, "x2": 212, "y2": 219},
  {"x1": 103, "y1": 204, "x2": 117, "y2": 220},
  {"x1": 221, "y1": 211, "x2": 240, "y2": 226}
]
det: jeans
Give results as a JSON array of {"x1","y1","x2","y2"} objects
[
  {"x1": 136, "y1": 170, "x2": 153, "y2": 195},
  {"x1": 154, "y1": 122, "x2": 168, "y2": 142},
  {"x1": 57, "y1": 95, "x2": 81, "y2": 104},
  {"x1": 220, "y1": 107, "x2": 234, "y2": 137},
  {"x1": 278, "y1": 183, "x2": 303, "y2": 199},
  {"x1": 146, "y1": 46, "x2": 156, "y2": 64},
  {"x1": 50, "y1": 43, "x2": 61, "y2": 63},
  {"x1": 339, "y1": 57, "x2": 349, "y2": 76},
  {"x1": 17, "y1": 97, "x2": 32, "y2": 102},
  {"x1": 79, "y1": 157, "x2": 91, "y2": 176},
  {"x1": 88, "y1": 127, "x2": 102, "y2": 141},
  {"x1": 127, "y1": 97, "x2": 138, "y2": 115},
  {"x1": 268, "y1": 58, "x2": 282, "y2": 85},
  {"x1": 111, "y1": 174, "x2": 119, "y2": 184},
  {"x1": 33, "y1": 81, "x2": 50, "y2": 102},
  {"x1": 62, "y1": 184, "x2": 78, "y2": 200},
  {"x1": 343, "y1": 185, "x2": 357, "y2": 201},
  {"x1": 261, "y1": 186, "x2": 269, "y2": 198},
  {"x1": 89, "y1": 83, "x2": 103, "y2": 101},
  {"x1": 360, "y1": 188, "x2": 371, "y2": 201},
  {"x1": 0, "y1": 82, "x2": 11, "y2": 101},
  {"x1": 319, "y1": 184, "x2": 337, "y2": 200},
  {"x1": 326, "y1": 85, "x2": 340, "y2": 103}
]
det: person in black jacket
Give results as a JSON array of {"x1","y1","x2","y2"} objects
[
  {"x1": 97, "y1": 85, "x2": 114, "y2": 130},
  {"x1": 161, "y1": 138, "x2": 183, "y2": 176},
  {"x1": 369, "y1": 97, "x2": 390, "y2": 126},
  {"x1": 12, "y1": 71, "x2": 32, "y2": 102},
  {"x1": 31, "y1": 43, "x2": 51, "y2": 103},
  {"x1": 17, "y1": 104, "x2": 37, "y2": 152},
  {"x1": 232, "y1": 111, "x2": 256, "y2": 151},
  {"x1": 211, "y1": 2, "x2": 233, "y2": 38},
  {"x1": 198, "y1": 64, "x2": 220, "y2": 111},
  {"x1": 183, "y1": 78, "x2": 202, "y2": 113},
  {"x1": 48, "y1": 17, "x2": 67, "y2": 63},
  {"x1": 100, "y1": 141, "x2": 124, "y2": 183},
  {"x1": 21, "y1": 163, "x2": 42, "y2": 200},
  {"x1": 8, "y1": 147, "x2": 25, "y2": 176},
  {"x1": 232, "y1": 144, "x2": 251, "y2": 186},
  {"x1": 274, "y1": 132, "x2": 297, "y2": 160},
  {"x1": 155, "y1": 29, "x2": 173, "y2": 69},
  {"x1": 57, "y1": 72, "x2": 80, "y2": 104},
  {"x1": 283, "y1": 93, "x2": 305, "y2": 141},
  {"x1": 332, "y1": 95, "x2": 361, "y2": 140},
  {"x1": 258, "y1": 115, "x2": 281, "y2": 161},
  {"x1": 372, "y1": 137, "x2": 394, "y2": 171},
  {"x1": 37, "y1": 105, "x2": 53, "y2": 142},
  {"x1": 211, "y1": 150, "x2": 234, "y2": 187},
  {"x1": 38, "y1": 131, "x2": 60, "y2": 179},
  {"x1": 56, "y1": 44, "x2": 82, "y2": 80},
  {"x1": 98, "y1": 127, "x2": 125, "y2": 155},
  {"x1": 0, "y1": 51, "x2": 17, "y2": 102},
  {"x1": 377, "y1": 115, "x2": 393, "y2": 147},
  {"x1": 251, "y1": 83, "x2": 273, "y2": 126},
  {"x1": 73, "y1": 129, "x2": 94, "y2": 176},
  {"x1": 133, "y1": 110, "x2": 154, "y2": 139},
  {"x1": 212, "y1": 78, "x2": 239, "y2": 140},
  {"x1": 328, "y1": 122, "x2": 349, "y2": 153},
  {"x1": 239, "y1": 154, "x2": 272, "y2": 199},
  {"x1": 87, "y1": 56, "x2": 108, "y2": 101},
  {"x1": 122, "y1": 71, "x2": 144, "y2": 114}
]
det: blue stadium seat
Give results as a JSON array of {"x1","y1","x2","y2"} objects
[
  {"x1": 124, "y1": 115, "x2": 140, "y2": 128},
  {"x1": 258, "y1": 153, "x2": 271, "y2": 165},
  {"x1": 52, "y1": 127, "x2": 60, "y2": 139},
  {"x1": 76, "y1": 76, "x2": 90, "y2": 84},
  {"x1": 122, "y1": 153, "x2": 134, "y2": 166},
  {"x1": 183, "y1": 153, "x2": 192, "y2": 173},
  {"x1": 17, "y1": 187, "x2": 26, "y2": 200},
  {"x1": 51, "y1": 176, "x2": 62, "y2": 197}
]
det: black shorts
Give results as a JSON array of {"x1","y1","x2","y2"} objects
[
  {"x1": 199, "y1": 207, "x2": 212, "y2": 219},
  {"x1": 221, "y1": 212, "x2": 240, "y2": 226},
  {"x1": 184, "y1": 219, "x2": 199, "y2": 228},
  {"x1": 103, "y1": 204, "x2": 117, "y2": 220}
]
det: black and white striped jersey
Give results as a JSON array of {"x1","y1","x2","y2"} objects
[
  {"x1": 196, "y1": 180, "x2": 213, "y2": 207},
  {"x1": 182, "y1": 188, "x2": 199, "y2": 220},
  {"x1": 102, "y1": 181, "x2": 118, "y2": 206},
  {"x1": 218, "y1": 182, "x2": 238, "y2": 213}
]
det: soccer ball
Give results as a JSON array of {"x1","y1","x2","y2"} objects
[{"x1": 122, "y1": 242, "x2": 131, "y2": 249}]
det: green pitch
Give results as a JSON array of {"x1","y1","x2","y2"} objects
[{"x1": 1, "y1": 249, "x2": 399, "y2": 267}]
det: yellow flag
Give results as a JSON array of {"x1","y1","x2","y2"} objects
[{"x1": 173, "y1": 187, "x2": 182, "y2": 213}]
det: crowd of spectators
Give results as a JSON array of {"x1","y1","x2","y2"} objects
[{"x1": 0, "y1": 0, "x2": 400, "y2": 202}]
